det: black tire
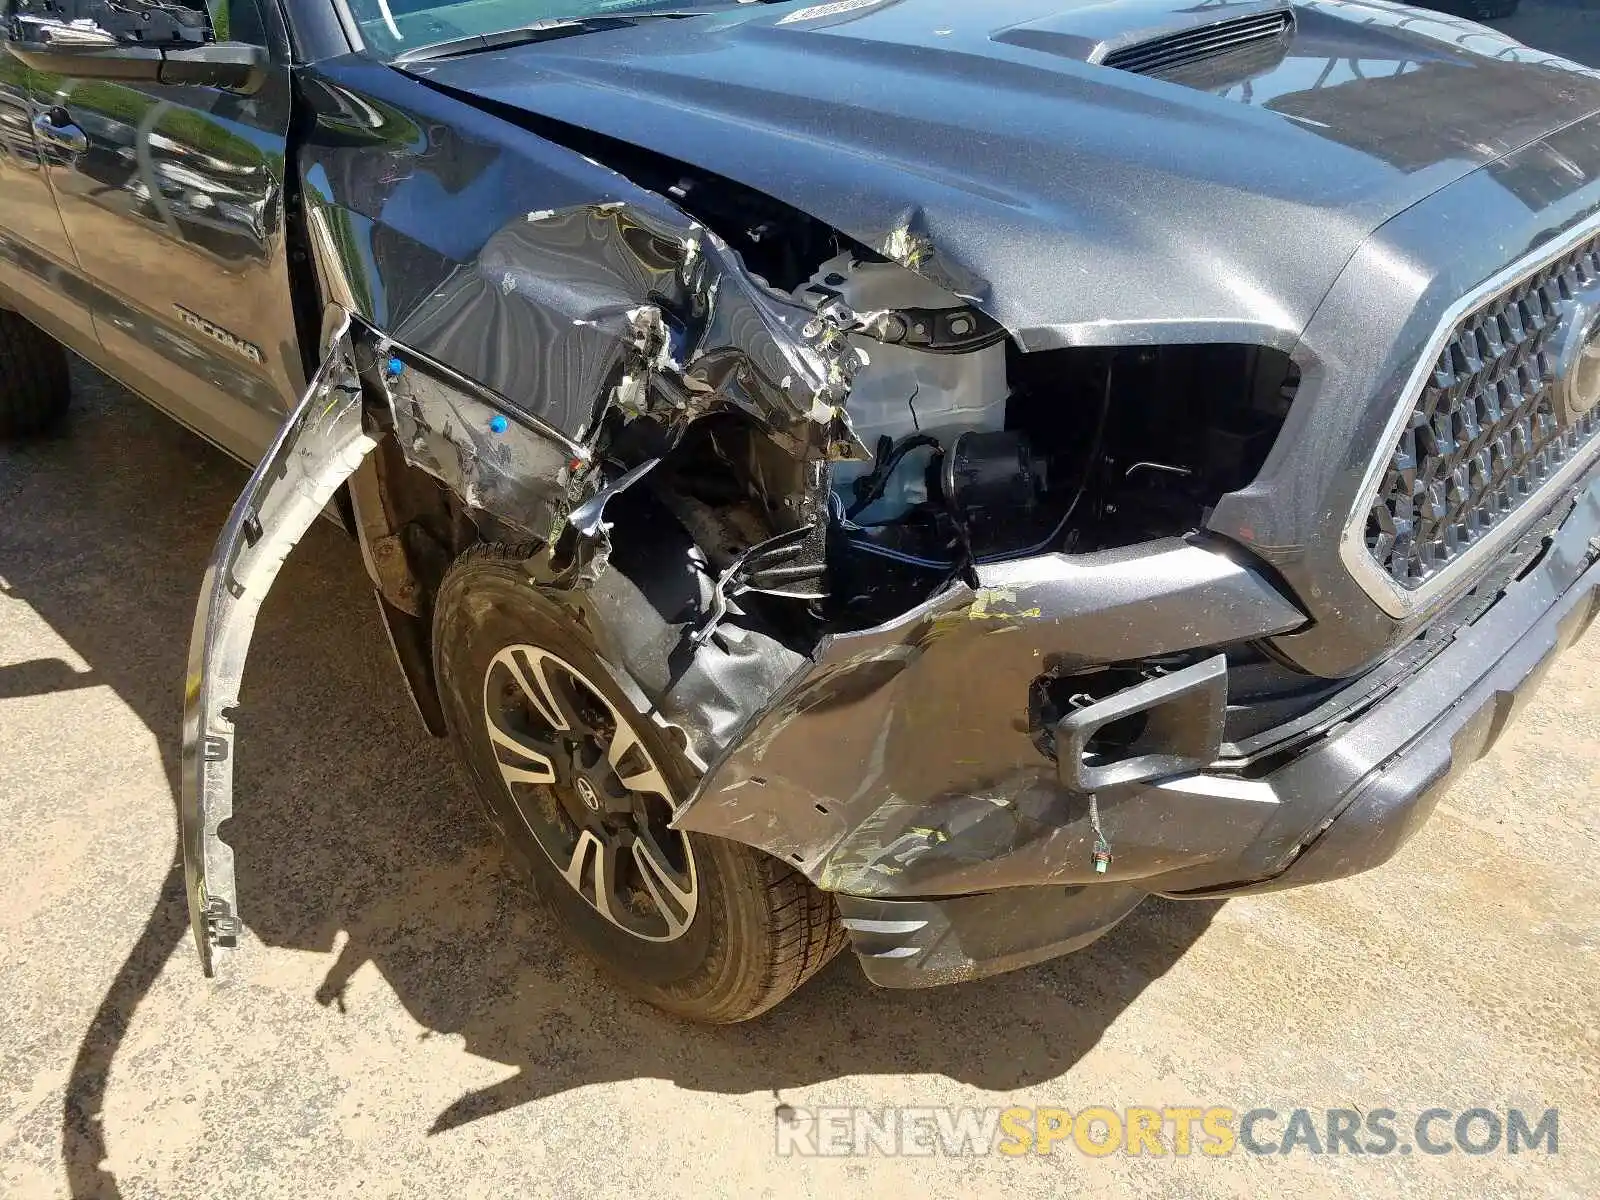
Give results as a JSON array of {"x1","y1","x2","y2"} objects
[
  {"x1": 0, "y1": 311, "x2": 70, "y2": 438},
  {"x1": 432, "y1": 543, "x2": 846, "y2": 1023}
]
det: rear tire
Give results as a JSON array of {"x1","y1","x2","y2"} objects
[
  {"x1": 0, "y1": 311, "x2": 70, "y2": 438},
  {"x1": 432, "y1": 543, "x2": 846, "y2": 1022}
]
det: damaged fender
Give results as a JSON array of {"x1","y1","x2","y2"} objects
[
  {"x1": 180, "y1": 312, "x2": 377, "y2": 974},
  {"x1": 183, "y1": 141, "x2": 878, "y2": 972},
  {"x1": 672, "y1": 540, "x2": 1310, "y2": 897}
]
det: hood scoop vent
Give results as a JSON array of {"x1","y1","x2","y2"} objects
[
  {"x1": 993, "y1": 3, "x2": 1298, "y2": 83},
  {"x1": 1096, "y1": 6, "x2": 1295, "y2": 78}
]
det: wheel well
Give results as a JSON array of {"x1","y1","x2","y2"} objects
[
  {"x1": 344, "y1": 435, "x2": 480, "y2": 736},
  {"x1": 346, "y1": 402, "x2": 810, "y2": 741}
]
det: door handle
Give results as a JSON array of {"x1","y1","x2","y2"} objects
[{"x1": 32, "y1": 109, "x2": 87, "y2": 154}]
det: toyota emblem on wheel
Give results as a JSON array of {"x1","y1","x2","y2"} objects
[
  {"x1": 479, "y1": 643, "x2": 700, "y2": 944},
  {"x1": 574, "y1": 777, "x2": 601, "y2": 811}
]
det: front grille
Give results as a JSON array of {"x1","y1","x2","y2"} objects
[
  {"x1": 1365, "y1": 233, "x2": 1600, "y2": 589},
  {"x1": 1100, "y1": 10, "x2": 1294, "y2": 77}
]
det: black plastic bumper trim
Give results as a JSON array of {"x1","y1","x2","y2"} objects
[{"x1": 836, "y1": 885, "x2": 1147, "y2": 988}]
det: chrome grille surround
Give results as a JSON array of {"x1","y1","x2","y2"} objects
[{"x1": 1342, "y1": 217, "x2": 1600, "y2": 619}]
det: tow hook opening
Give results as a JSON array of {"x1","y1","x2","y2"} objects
[{"x1": 1046, "y1": 655, "x2": 1230, "y2": 791}]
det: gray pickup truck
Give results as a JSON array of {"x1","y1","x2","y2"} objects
[{"x1": 3, "y1": 0, "x2": 1599, "y2": 1022}]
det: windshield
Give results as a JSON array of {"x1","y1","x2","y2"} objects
[{"x1": 347, "y1": 0, "x2": 769, "y2": 61}]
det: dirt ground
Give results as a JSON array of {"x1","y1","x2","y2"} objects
[{"x1": 3, "y1": 7, "x2": 1600, "y2": 1199}]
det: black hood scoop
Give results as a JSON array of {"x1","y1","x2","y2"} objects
[
  {"x1": 994, "y1": 0, "x2": 1296, "y2": 78},
  {"x1": 1100, "y1": 5, "x2": 1295, "y2": 76}
]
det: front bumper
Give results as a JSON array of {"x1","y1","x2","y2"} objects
[{"x1": 683, "y1": 464, "x2": 1600, "y2": 987}]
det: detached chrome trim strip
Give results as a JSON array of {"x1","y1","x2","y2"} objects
[{"x1": 1341, "y1": 213, "x2": 1600, "y2": 620}]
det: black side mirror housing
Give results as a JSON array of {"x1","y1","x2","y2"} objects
[
  {"x1": 162, "y1": 41, "x2": 270, "y2": 91},
  {"x1": 6, "y1": 39, "x2": 269, "y2": 94},
  {"x1": 3, "y1": 2, "x2": 268, "y2": 95}
]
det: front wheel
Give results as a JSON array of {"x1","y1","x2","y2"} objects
[{"x1": 432, "y1": 544, "x2": 846, "y2": 1022}]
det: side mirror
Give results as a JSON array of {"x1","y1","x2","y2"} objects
[{"x1": 4, "y1": 4, "x2": 268, "y2": 95}]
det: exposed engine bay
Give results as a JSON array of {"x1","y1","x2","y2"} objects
[
  {"x1": 646, "y1": 248, "x2": 1300, "y2": 638},
  {"x1": 437, "y1": 113, "x2": 1302, "y2": 642}
]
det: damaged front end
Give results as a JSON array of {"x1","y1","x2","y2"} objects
[
  {"x1": 181, "y1": 147, "x2": 1324, "y2": 980},
  {"x1": 178, "y1": 7, "x2": 1600, "y2": 993},
  {"x1": 181, "y1": 237, "x2": 1319, "y2": 985},
  {"x1": 178, "y1": 188, "x2": 880, "y2": 969},
  {"x1": 183, "y1": 66, "x2": 1350, "y2": 982}
]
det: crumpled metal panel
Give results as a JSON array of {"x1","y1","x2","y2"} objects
[
  {"x1": 373, "y1": 335, "x2": 584, "y2": 542},
  {"x1": 390, "y1": 202, "x2": 863, "y2": 453},
  {"x1": 180, "y1": 315, "x2": 377, "y2": 973},
  {"x1": 299, "y1": 63, "x2": 866, "y2": 465},
  {"x1": 673, "y1": 539, "x2": 1308, "y2": 898}
]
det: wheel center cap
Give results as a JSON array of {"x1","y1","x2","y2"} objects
[{"x1": 574, "y1": 777, "x2": 601, "y2": 812}]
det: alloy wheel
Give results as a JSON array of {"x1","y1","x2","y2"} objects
[{"x1": 481, "y1": 644, "x2": 698, "y2": 942}]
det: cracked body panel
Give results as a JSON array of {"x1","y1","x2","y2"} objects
[
  {"x1": 674, "y1": 540, "x2": 1310, "y2": 896},
  {"x1": 180, "y1": 313, "x2": 377, "y2": 972}
]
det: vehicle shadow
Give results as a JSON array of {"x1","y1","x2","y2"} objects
[{"x1": 3, "y1": 372, "x2": 1221, "y2": 1199}]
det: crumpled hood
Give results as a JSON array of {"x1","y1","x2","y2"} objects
[{"x1": 404, "y1": 0, "x2": 1600, "y2": 349}]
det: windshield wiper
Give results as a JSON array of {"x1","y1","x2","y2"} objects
[{"x1": 394, "y1": 12, "x2": 710, "y2": 64}]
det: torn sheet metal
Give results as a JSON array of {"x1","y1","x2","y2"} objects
[
  {"x1": 390, "y1": 201, "x2": 870, "y2": 460},
  {"x1": 672, "y1": 539, "x2": 1308, "y2": 897},
  {"x1": 300, "y1": 68, "x2": 869, "y2": 462},
  {"x1": 180, "y1": 314, "x2": 377, "y2": 974},
  {"x1": 370, "y1": 334, "x2": 585, "y2": 542}
]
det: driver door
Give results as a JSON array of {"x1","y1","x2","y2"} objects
[
  {"x1": 25, "y1": 0, "x2": 305, "y2": 462},
  {"x1": 0, "y1": 50, "x2": 97, "y2": 348}
]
